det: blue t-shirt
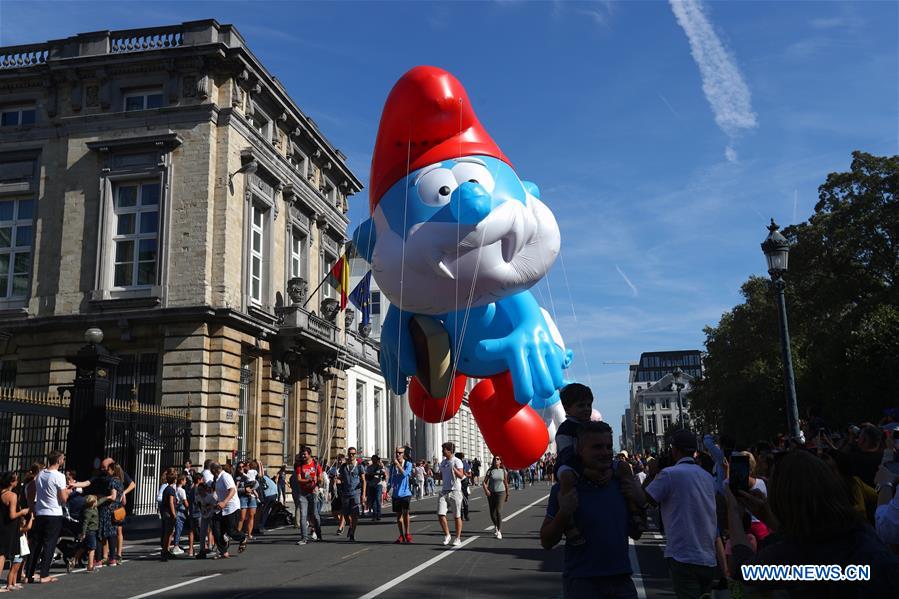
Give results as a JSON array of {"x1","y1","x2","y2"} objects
[
  {"x1": 389, "y1": 461, "x2": 413, "y2": 498},
  {"x1": 545, "y1": 480, "x2": 632, "y2": 578}
]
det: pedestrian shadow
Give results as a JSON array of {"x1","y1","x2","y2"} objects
[{"x1": 460, "y1": 545, "x2": 564, "y2": 573}]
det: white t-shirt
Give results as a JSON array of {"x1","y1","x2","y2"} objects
[
  {"x1": 157, "y1": 483, "x2": 169, "y2": 503},
  {"x1": 214, "y1": 472, "x2": 240, "y2": 516},
  {"x1": 414, "y1": 466, "x2": 425, "y2": 481},
  {"x1": 439, "y1": 457, "x2": 463, "y2": 492},
  {"x1": 645, "y1": 457, "x2": 717, "y2": 567},
  {"x1": 202, "y1": 469, "x2": 214, "y2": 484},
  {"x1": 636, "y1": 471, "x2": 647, "y2": 485},
  {"x1": 35, "y1": 469, "x2": 67, "y2": 516}
]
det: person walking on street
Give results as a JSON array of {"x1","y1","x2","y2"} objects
[
  {"x1": 389, "y1": 447, "x2": 414, "y2": 543},
  {"x1": 365, "y1": 455, "x2": 387, "y2": 522},
  {"x1": 335, "y1": 448, "x2": 365, "y2": 542},
  {"x1": 210, "y1": 462, "x2": 247, "y2": 558},
  {"x1": 294, "y1": 448, "x2": 322, "y2": 545},
  {"x1": 644, "y1": 429, "x2": 718, "y2": 599},
  {"x1": 541, "y1": 421, "x2": 641, "y2": 599},
  {"x1": 413, "y1": 461, "x2": 425, "y2": 500},
  {"x1": 1, "y1": 471, "x2": 29, "y2": 589},
  {"x1": 483, "y1": 456, "x2": 509, "y2": 539},
  {"x1": 437, "y1": 442, "x2": 465, "y2": 546},
  {"x1": 26, "y1": 450, "x2": 70, "y2": 584}
]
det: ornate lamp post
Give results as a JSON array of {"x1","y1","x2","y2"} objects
[
  {"x1": 671, "y1": 367, "x2": 686, "y2": 429},
  {"x1": 761, "y1": 219, "x2": 802, "y2": 442}
]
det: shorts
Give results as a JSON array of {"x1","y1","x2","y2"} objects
[
  {"x1": 437, "y1": 490, "x2": 463, "y2": 518},
  {"x1": 392, "y1": 496, "x2": 411, "y2": 513},
  {"x1": 240, "y1": 494, "x2": 258, "y2": 509},
  {"x1": 82, "y1": 532, "x2": 97, "y2": 551},
  {"x1": 340, "y1": 494, "x2": 362, "y2": 516}
]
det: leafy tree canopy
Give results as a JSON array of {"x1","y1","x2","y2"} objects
[{"x1": 690, "y1": 152, "x2": 899, "y2": 445}]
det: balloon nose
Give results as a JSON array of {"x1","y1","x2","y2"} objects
[{"x1": 450, "y1": 181, "x2": 493, "y2": 224}]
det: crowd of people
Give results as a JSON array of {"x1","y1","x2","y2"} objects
[
  {"x1": 9, "y1": 382, "x2": 898, "y2": 598},
  {"x1": 0, "y1": 437, "x2": 542, "y2": 589},
  {"x1": 541, "y1": 381, "x2": 899, "y2": 598}
]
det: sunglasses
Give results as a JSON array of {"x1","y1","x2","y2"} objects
[{"x1": 348, "y1": 453, "x2": 356, "y2": 456}]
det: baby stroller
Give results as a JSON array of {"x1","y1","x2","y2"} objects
[
  {"x1": 265, "y1": 501, "x2": 294, "y2": 527},
  {"x1": 54, "y1": 509, "x2": 81, "y2": 571}
]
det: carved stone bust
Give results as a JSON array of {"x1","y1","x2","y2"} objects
[
  {"x1": 344, "y1": 308, "x2": 355, "y2": 328},
  {"x1": 320, "y1": 298, "x2": 340, "y2": 323},
  {"x1": 358, "y1": 323, "x2": 372, "y2": 338},
  {"x1": 287, "y1": 277, "x2": 307, "y2": 306}
]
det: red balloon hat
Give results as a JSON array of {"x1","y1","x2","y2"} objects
[{"x1": 368, "y1": 65, "x2": 512, "y2": 212}]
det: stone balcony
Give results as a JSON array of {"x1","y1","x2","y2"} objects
[
  {"x1": 0, "y1": 20, "x2": 247, "y2": 69},
  {"x1": 271, "y1": 280, "x2": 380, "y2": 389}
]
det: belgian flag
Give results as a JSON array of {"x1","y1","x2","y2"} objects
[{"x1": 328, "y1": 254, "x2": 350, "y2": 309}]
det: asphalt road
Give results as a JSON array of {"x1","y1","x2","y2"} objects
[{"x1": 28, "y1": 484, "x2": 675, "y2": 599}]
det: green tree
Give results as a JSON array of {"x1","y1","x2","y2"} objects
[{"x1": 691, "y1": 152, "x2": 899, "y2": 444}]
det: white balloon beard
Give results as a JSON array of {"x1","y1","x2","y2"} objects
[{"x1": 371, "y1": 194, "x2": 561, "y2": 315}]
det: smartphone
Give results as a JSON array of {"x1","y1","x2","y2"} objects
[{"x1": 729, "y1": 453, "x2": 750, "y2": 495}]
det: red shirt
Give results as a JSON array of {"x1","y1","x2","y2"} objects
[{"x1": 295, "y1": 462, "x2": 320, "y2": 494}]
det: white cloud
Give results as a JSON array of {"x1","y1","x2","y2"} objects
[
  {"x1": 724, "y1": 145, "x2": 737, "y2": 163},
  {"x1": 669, "y1": 0, "x2": 757, "y2": 157}
]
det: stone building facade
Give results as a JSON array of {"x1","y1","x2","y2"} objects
[{"x1": 0, "y1": 20, "x2": 368, "y2": 469}]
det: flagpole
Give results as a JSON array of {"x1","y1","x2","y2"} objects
[{"x1": 302, "y1": 273, "x2": 330, "y2": 309}]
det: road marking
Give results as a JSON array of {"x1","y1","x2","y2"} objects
[
  {"x1": 628, "y1": 538, "x2": 648, "y2": 599},
  {"x1": 125, "y1": 574, "x2": 221, "y2": 599},
  {"x1": 342, "y1": 547, "x2": 370, "y2": 560},
  {"x1": 357, "y1": 536, "x2": 480, "y2": 599},
  {"x1": 483, "y1": 493, "x2": 550, "y2": 531}
]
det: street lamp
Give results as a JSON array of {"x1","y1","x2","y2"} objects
[
  {"x1": 671, "y1": 367, "x2": 685, "y2": 430},
  {"x1": 227, "y1": 159, "x2": 259, "y2": 194},
  {"x1": 761, "y1": 219, "x2": 802, "y2": 443}
]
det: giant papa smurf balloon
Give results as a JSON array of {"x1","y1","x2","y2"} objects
[{"x1": 353, "y1": 66, "x2": 572, "y2": 468}]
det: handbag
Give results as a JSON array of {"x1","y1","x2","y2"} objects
[
  {"x1": 113, "y1": 506, "x2": 127, "y2": 523},
  {"x1": 19, "y1": 534, "x2": 29, "y2": 557}
]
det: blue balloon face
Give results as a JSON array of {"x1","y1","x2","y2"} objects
[{"x1": 378, "y1": 156, "x2": 528, "y2": 240}]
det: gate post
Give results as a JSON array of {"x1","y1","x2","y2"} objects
[{"x1": 66, "y1": 327, "x2": 121, "y2": 479}]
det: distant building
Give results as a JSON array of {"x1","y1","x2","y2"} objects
[{"x1": 627, "y1": 350, "x2": 702, "y2": 452}]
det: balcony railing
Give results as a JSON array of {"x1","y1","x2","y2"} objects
[
  {"x1": 110, "y1": 26, "x2": 184, "y2": 53},
  {"x1": 0, "y1": 20, "x2": 241, "y2": 70},
  {"x1": 0, "y1": 43, "x2": 49, "y2": 69}
]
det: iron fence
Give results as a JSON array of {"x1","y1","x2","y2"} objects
[{"x1": 0, "y1": 388, "x2": 191, "y2": 516}]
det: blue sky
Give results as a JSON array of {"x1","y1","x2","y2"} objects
[{"x1": 2, "y1": 1, "x2": 896, "y2": 443}]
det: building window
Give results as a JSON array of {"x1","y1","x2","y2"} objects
[
  {"x1": 373, "y1": 387, "x2": 382, "y2": 456},
  {"x1": 321, "y1": 252, "x2": 336, "y2": 300},
  {"x1": 660, "y1": 398, "x2": 669, "y2": 410},
  {"x1": 662, "y1": 414, "x2": 672, "y2": 432},
  {"x1": 646, "y1": 416, "x2": 656, "y2": 434},
  {"x1": 645, "y1": 398, "x2": 655, "y2": 411},
  {"x1": 290, "y1": 229, "x2": 305, "y2": 279},
  {"x1": 0, "y1": 105, "x2": 36, "y2": 127},
  {"x1": 0, "y1": 198, "x2": 33, "y2": 298},
  {"x1": 355, "y1": 380, "x2": 366, "y2": 455},
  {"x1": 238, "y1": 361, "x2": 253, "y2": 460},
  {"x1": 114, "y1": 353, "x2": 158, "y2": 405},
  {"x1": 249, "y1": 203, "x2": 268, "y2": 304},
  {"x1": 251, "y1": 107, "x2": 271, "y2": 139},
  {"x1": 112, "y1": 181, "x2": 159, "y2": 288},
  {"x1": 123, "y1": 88, "x2": 164, "y2": 111}
]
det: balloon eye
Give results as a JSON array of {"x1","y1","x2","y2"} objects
[
  {"x1": 439, "y1": 186, "x2": 451, "y2": 196},
  {"x1": 468, "y1": 179, "x2": 478, "y2": 184}
]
